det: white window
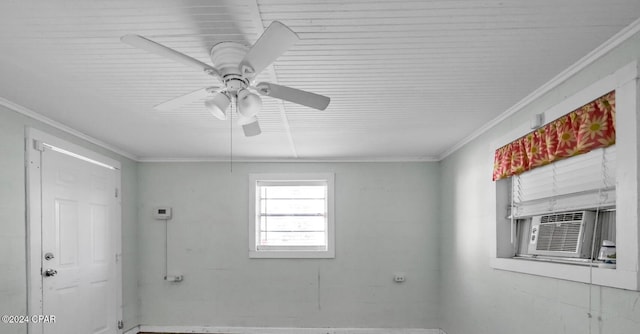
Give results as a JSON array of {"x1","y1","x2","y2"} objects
[
  {"x1": 249, "y1": 173, "x2": 335, "y2": 258},
  {"x1": 489, "y1": 61, "x2": 640, "y2": 290},
  {"x1": 508, "y1": 146, "x2": 616, "y2": 264}
]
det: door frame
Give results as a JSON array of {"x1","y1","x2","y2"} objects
[{"x1": 25, "y1": 128, "x2": 123, "y2": 334}]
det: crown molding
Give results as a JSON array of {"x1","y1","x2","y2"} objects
[
  {"x1": 0, "y1": 96, "x2": 438, "y2": 163},
  {"x1": 137, "y1": 156, "x2": 439, "y2": 163},
  {"x1": 438, "y1": 16, "x2": 640, "y2": 161},
  {"x1": 0, "y1": 97, "x2": 138, "y2": 161}
]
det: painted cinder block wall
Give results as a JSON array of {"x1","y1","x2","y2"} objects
[
  {"x1": 136, "y1": 161, "x2": 441, "y2": 328},
  {"x1": 438, "y1": 29, "x2": 640, "y2": 334}
]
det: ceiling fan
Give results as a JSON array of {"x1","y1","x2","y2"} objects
[{"x1": 121, "y1": 21, "x2": 330, "y2": 137}]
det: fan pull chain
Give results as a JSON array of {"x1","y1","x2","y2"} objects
[{"x1": 229, "y1": 98, "x2": 234, "y2": 173}]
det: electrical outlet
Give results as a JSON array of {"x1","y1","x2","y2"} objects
[
  {"x1": 393, "y1": 273, "x2": 406, "y2": 283},
  {"x1": 165, "y1": 274, "x2": 183, "y2": 282}
]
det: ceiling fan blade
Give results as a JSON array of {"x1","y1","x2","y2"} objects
[
  {"x1": 255, "y1": 82, "x2": 330, "y2": 110},
  {"x1": 154, "y1": 87, "x2": 220, "y2": 111},
  {"x1": 239, "y1": 21, "x2": 299, "y2": 78},
  {"x1": 121, "y1": 34, "x2": 221, "y2": 79},
  {"x1": 238, "y1": 116, "x2": 262, "y2": 137}
]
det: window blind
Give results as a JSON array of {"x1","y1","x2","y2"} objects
[
  {"x1": 256, "y1": 181, "x2": 328, "y2": 250},
  {"x1": 512, "y1": 146, "x2": 616, "y2": 218}
]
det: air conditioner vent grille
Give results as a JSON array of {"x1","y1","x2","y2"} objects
[
  {"x1": 540, "y1": 212, "x2": 584, "y2": 223},
  {"x1": 536, "y1": 222, "x2": 581, "y2": 252}
]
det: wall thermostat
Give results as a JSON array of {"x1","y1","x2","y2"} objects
[{"x1": 153, "y1": 207, "x2": 172, "y2": 220}]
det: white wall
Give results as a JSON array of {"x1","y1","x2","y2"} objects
[
  {"x1": 0, "y1": 105, "x2": 139, "y2": 333},
  {"x1": 439, "y1": 31, "x2": 640, "y2": 333},
  {"x1": 137, "y1": 161, "x2": 441, "y2": 328}
]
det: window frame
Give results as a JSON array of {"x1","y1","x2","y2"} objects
[
  {"x1": 489, "y1": 61, "x2": 640, "y2": 290},
  {"x1": 248, "y1": 173, "x2": 335, "y2": 259}
]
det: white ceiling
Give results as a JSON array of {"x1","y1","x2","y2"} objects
[{"x1": 1, "y1": 0, "x2": 639, "y2": 161}]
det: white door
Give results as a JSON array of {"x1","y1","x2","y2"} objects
[{"x1": 39, "y1": 144, "x2": 119, "y2": 334}]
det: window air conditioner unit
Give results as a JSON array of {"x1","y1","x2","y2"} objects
[{"x1": 528, "y1": 211, "x2": 596, "y2": 258}]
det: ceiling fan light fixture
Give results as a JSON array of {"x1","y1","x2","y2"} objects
[
  {"x1": 237, "y1": 89, "x2": 262, "y2": 118},
  {"x1": 204, "y1": 92, "x2": 230, "y2": 120}
]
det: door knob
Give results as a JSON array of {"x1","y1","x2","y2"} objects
[{"x1": 43, "y1": 269, "x2": 57, "y2": 277}]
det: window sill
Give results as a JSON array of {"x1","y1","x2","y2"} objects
[
  {"x1": 490, "y1": 257, "x2": 638, "y2": 290},
  {"x1": 249, "y1": 249, "x2": 335, "y2": 259}
]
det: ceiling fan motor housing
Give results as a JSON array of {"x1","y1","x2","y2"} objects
[{"x1": 210, "y1": 42, "x2": 250, "y2": 93}]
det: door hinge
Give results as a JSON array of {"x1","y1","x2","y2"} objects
[
  {"x1": 115, "y1": 188, "x2": 119, "y2": 198},
  {"x1": 117, "y1": 320, "x2": 124, "y2": 330}
]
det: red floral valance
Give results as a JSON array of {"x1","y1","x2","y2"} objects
[{"x1": 493, "y1": 91, "x2": 615, "y2": 181}]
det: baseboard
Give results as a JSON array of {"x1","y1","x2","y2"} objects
[
  {"x1": 123, "y1": 325, "x2": 141, "y2": 334},
  {"x1": 131, "y1": 326, "x2": 443, "y2": 334}
]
